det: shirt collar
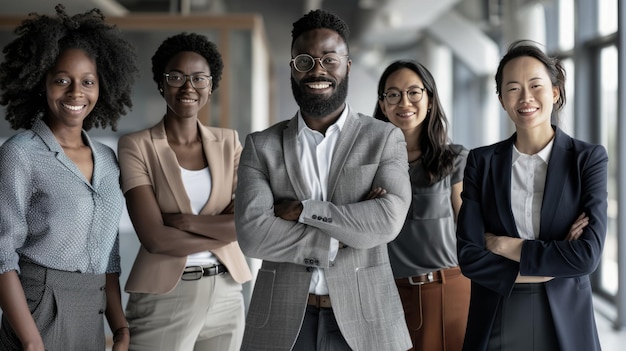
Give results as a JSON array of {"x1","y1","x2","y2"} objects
[
  {"x1": 512, "y1": 137, "x2": 554, "y2": 165},
  {"x1": 32, "y1": 118, "x2": 94, "y2": 154},
  {"x1": 297, "y1": 104, "x2": 349, "y2": 136}
]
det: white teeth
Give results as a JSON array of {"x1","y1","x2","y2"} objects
[
  {"x1": 397, "y1": 112, "x2": 414, "y2": 117},
  {"x1": 519, "y1": 108, "x2": 536, "y2": 113},
  {"x1": 63, "y1": 104, "x2": 84, "y2": 111},
  {"x1": 179, "y1": 99, "x2": 196, "y2": 103},
  {"x1": 307, "y1": 83, "x2": 331, "y2": 89}
]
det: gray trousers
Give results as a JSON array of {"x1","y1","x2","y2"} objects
[{"x1": 0, "y1": 260, "x2": 106, "y2": 351}]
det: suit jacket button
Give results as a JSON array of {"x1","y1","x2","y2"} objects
[
  {"x1": 304, "y1": 258, "x2": 310, "y2": 265},
  {"x1": 328, "y1": 218, "x2": 332, "y2": 223},
  {"x1": 312, "y1": 215, "x2": 318, "y2": 220}
]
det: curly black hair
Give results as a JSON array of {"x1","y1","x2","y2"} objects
[
  {"x1": 151, "y1": 32, "x2": 224, "y2": 92},
  {"x1": 291, "y1": 9, "x2": 350, "y2": 52},
  {"x1": 0, "y1": 4, "x2": 138, "y2": 131}
]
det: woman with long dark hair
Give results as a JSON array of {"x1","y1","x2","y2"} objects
[{"x1": 374, "y1": 60, "x2": 470, "y2": 351}]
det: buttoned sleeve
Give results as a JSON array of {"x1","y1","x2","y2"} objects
[
  {"x1": 299, "y1": 126, "x2": 411, "y2": 249},
  {"x1": 236, "y1": 117, "x2": 412, "y2": 266}
]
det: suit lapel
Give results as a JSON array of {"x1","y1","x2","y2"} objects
[
  {"x1": 539, "y1": 128, "x2": 570, "y2": 239},
  {"x1": 327, "y1": 112, "x2": 359, "y2": 200},
  {"x1": 492, "y1": 135, "x2": 519, "y2": 237},
  {"x1": 283, "y1": 115, "x2": 310, "y2": 200},
  {"x1": 198, "y1": 122, "x2": 222, "y2": 214},
  {"x1": 150, "y1": 120, "x2": 192, "y2": 213}
]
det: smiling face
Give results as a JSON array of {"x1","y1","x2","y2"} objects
[
  {"x1": 379, "y1": 68, "x2": 430, "y2": 134},
  {"x1": 290, "y1": 28, "x2": 351, "y2": 119},
  {"x1": 45, "y1": 48, "x2": 98, "y2": 130},
  {"x1": 498, "y1": 56, "x2": 559, "y2": 133},
  {"x1": 162, "y1": 51, "x2": 211, "y2": 120}
]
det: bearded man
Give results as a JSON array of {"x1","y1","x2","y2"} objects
[{"x1": 235, "y1": 9, "x2": 412, "y2": 351}]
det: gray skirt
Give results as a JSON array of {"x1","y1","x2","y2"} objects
[{"x1": 0, "y1": 260, "x2": 107, "y2": 351}]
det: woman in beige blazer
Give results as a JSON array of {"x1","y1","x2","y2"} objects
[{"x1": 117, "y1": 32, "x2": 251, "y2": 351}]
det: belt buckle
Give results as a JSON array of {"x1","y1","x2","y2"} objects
[
  {"x1": 408, "y1": 271, "x2": 434, "y2": 286},
  {"x1": 212, "y1": 264, "x2": 226, "y2": 276},
  {"x1": 182, "y1": 265, "x2": 204, "y2": 281}
]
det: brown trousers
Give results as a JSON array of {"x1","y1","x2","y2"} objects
[{"x1": 395, "y1": 267, "x2": 470, "y2": 351}]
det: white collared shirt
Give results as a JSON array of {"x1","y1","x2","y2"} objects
[
  {"x1": 511, "y1": 139, "x2": 554, "y2": 240},
  {"x1": 297, "y1": 105, "x2": 348, "y2": 295}
]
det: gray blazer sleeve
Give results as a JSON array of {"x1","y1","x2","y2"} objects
[
  {"x1": 300, "y1": 126, "x2": 411, "y2": 249},
  {"x1": 235, "y1": 118, "x2": 411, "y2": 266}
]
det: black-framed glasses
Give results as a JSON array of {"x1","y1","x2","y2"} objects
[
  {"x1": 381, "y1": 87, "x2": 426, "y2": 105},
  {"x1": 290, "y1": 53, "x2": 349, "y2": 73},
  {"x1": 163, "y1": 72, "x2": 212, "y2": 89}
]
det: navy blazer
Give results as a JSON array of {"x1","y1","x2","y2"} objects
[{"x1": 457, "y1": 126, "x2": 607, "y2": 351}]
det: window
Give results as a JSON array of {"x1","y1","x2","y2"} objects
[
  {"x1": 598, "y1": 0, "x2": 618, "y2": 36},
  {"x1": 598, "y1": 46, "x2": 618, "y2": 296}
]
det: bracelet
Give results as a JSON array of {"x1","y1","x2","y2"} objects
[{"x1": 113, "y1": 326, "x2": 130, "y2": 343}]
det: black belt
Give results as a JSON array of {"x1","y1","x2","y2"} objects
[
  {"x1": 181, "y1": 264, "x2": 228, "y2": 281},
  {"x1": 395, "y1": 267, "x2": 462, "y2": 286}
]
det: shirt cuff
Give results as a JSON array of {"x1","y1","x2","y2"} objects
[{"x1": 298, "y1": 199, "x2": 310, "y2": 223}]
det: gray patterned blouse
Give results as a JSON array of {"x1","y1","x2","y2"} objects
[{"x1": 0, "y1": 119, "x2": 123, "y2": 275}]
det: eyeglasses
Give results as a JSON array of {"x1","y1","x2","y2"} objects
[
  {"x1": 381, "y1": 87, "x2": 426, "y2": 105},
  {"x1": 163, "y1": 72, "x2": 212, "y2": 89},
  {"x1": 290, "y1": 53, "x2": 349, "y2": 73}
]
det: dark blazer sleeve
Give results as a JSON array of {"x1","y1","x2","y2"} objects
[
  {"x1": 456, "y1": 146, "x2": 520, "y2": 297},
  {"x1": 519, "y1": 141, "x2": 608, "y2": 278},
  {"x1": 457, "y1": 130, "x2": 608, "y2": 297}
]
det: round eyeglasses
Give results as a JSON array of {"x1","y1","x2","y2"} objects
[
  {"x1": 163, "y1": 72, "x2": 212, "y2": 89},
  {"x1": 381, "y1": 87, "x2": 426, "y2": 105},
  {"x1": 290, "y1": 53, "x2": 349, "y2": 73}
]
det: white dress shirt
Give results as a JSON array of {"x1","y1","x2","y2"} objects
[
  {"x1": 297, "y1": 106, "x2": 348, "y2": 295},
  {"x1": 511, "y1": 139, "x2": 554, "y2": 240}
]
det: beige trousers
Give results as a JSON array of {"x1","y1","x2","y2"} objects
[{"x1": 126, "y1": 273, "x2": 245, "y2": 351}]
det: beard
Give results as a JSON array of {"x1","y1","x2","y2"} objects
[{"x1": 291, "y1": 75, "x2": 349, "y2": 118}]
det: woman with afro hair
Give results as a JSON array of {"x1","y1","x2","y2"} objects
[
  {"x1": 117, "y1": 32, "x2": 251, "y2": 351},
  {"x1": 0, "y1": 4, "x2": 138, "y2": 351}
]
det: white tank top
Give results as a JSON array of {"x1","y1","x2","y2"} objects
[{"x1": 180, "y1": 166, "x2": 218, "y2": 266}]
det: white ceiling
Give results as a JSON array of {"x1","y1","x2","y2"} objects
[{"x1": 0, "y1": 0, "x2": 500, "y2": 74}]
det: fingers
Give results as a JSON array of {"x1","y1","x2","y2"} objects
[
  {"x1": 365, "y1": 187, "x2": 387, "y2": 200},
  {"x1": 565, "y1": 212, "x2": 589, "y2": 241}
]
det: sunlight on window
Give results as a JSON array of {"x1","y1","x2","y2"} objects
[
  {"x1": 560, "y1": 59, "x2": 574, "y2": 134},
  {"x1": 558, "y1": 0, "x2": 574, "y2": 51},
  {"x1": 599, "y1": 46, "x2": 618, "y2": 296},
  {"x1": 598, "y1": 0, "x2": 618, "y2": 36}
]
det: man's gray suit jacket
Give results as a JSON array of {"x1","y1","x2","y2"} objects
[{"x1": 235, "y1": 110, "x2": 413, "y2": 351}]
